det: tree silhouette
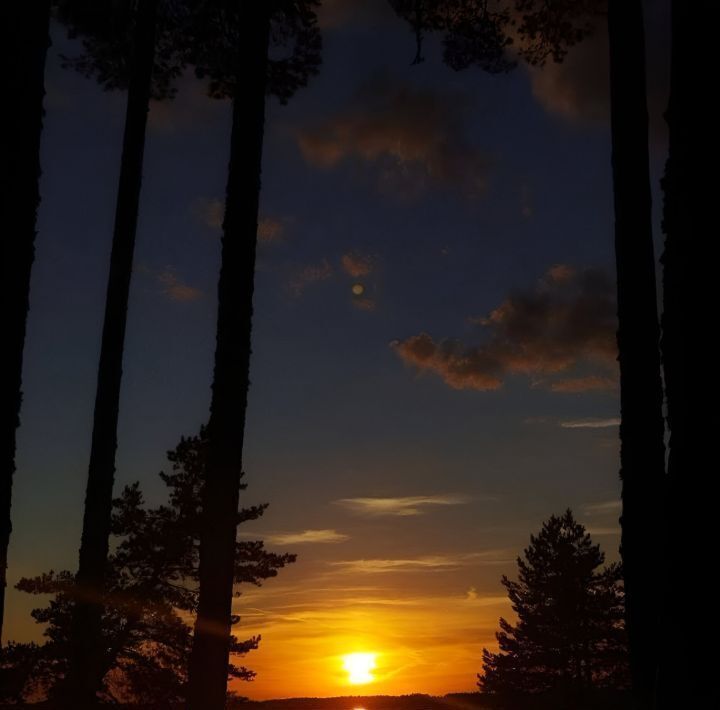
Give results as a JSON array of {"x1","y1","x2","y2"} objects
[
  {"x1": 0, "y1": 428, "x2": 294, "y2": 706},
  {"x1": 0, "y1": 0, "x2": 52, "y2": 646},
  {"x1": 389, "y1": 3, "x2": 665, "y2": 705},
  {"x1": 480, "y1": 511, "x2": 629, "y2": 707},
  {"x1": 183, "y1": 2, "x2": 321, "y2": 707},
  {"x1": 388, "y1": 0, "x2": 515, "y2": 71},
  {"x1": 53, "y1": 0, "x2": 187, "y2": 703},
  {"x1": 658, "y1": 2, "x2": 715, "y2": 706}
]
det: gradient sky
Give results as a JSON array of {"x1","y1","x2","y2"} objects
[{"x1": 7, "y1": 0, "x2": 670, "y2": 700}]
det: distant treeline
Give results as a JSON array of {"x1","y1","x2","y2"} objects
[
  {"x1": 232, "y1": 690, "x2": 633, "y2": 710},
  {"x1": 0, "y1": 689, "x2": 636, "y2": 710}
]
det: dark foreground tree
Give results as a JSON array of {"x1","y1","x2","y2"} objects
[
  {"x1": 54, "y1": 0, "x2": 185, "y2": 703},
  {"x1": 184, "y1": 2, "x2": 321, "y2": 707},
  {"x1": 0, "y1": 428, "x2": 293, "y2": 706},
  {"x1": 0, "y1": 0, "x2": 52, "y2": 646},
  {"x1": 480, "y1": 511, "x2": 629, "y2": 707},
  {"x1": 606, "y1": 3, "x2": 665, "y2": 707},
  {"x1": 658, "y1": 1, "x2": 715, "y2": 706}
]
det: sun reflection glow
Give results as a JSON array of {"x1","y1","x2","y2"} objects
[{"x1": 342, "y1": 652, "x2": 377, "y2": 685}]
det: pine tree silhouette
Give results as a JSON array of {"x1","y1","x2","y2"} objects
[
  {"x1": 480, "y1": 511, "x2": 629, "y2": 707},
  {"x1": 183, "y1": 2, "x2": 321, "y2": 707},
  {"x1": 53, "y1": 0, "x2": 186, "y2": 703},
  {"x1": 0, "y1": 428, "x2": 294, "y2": 705},
  {"x1": 0, "y1": 0, "x2": 52, "y2": 646}
]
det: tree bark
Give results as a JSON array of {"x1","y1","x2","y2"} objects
[
  {"x1": 658, "y1": 1, "x2": 715, "y2": 706},
  {"x1": 186, "y1": 5, "x2": 271, "y2": 708},
  {"x1": 0, "y1": 0, "x2": 51, "y2": 646},
  {"x1": 64, "y1": 0, "x2": 159, "y2": 704},
  {"x1": 607, "y1": 3, "x2": 666, "y2": 709}
]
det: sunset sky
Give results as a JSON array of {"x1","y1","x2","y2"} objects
[{"x1": 7, "y1": 0, "x2": 669, "y2": 700}]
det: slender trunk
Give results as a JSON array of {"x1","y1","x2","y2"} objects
[
  {"x1": 658, "y1": 1, "x2": 715, "y2": 706},
  {"x1": 0, "y1": 0, "x2": 51, "y2": 646},
  {"x1": 607, "y1": 3, "x2": 665, "y2": 709},
  {"x1": 64, "y1": 0, "x2": 158, "y2": 704},
  {"x1": 186, "y1": 6, "x2": 271, "y2": 708}
]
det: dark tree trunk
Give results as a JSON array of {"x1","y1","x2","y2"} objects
[
  {"x1": 657, "y1": 1, "x2": 715, "y2": 707},
  {"x1": 0, "y1": 0, "x2": 51, "y2": 646},
  {"x1": 186, "y1": 6, "x2": 271, "y2": 709},
  {"x1": 63, "y1": 0, "x2": 159, "y2": 704},
  {"x1": 607, "y1": 2, "x2": 665, "y2": 708}
]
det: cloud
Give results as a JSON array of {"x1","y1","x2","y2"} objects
[
  {"x1": 157, "y1": 268, "x2": 203, "y2": 302},
  {"x1": 193, "y1": 197, "x2": 224, "y2": 229},
  {"x1": 392, "y1": 265, "x2": 617, "y2": 393},
  {"x1": 330, "y1": 551, "x2": 512, "y2": 574},
  {"x1": 586, "y1": 526, "x2": 621, "y2": 536},
  {"x1": 296, "y1": 77, "x2": 491, "y2": 198},
  {"x1": 335, "y1": 494, "x2": 470, "y2": 517},
  {"x1": 527, "y1": 6, "x2": 670, "y2": 144},
  {"x1": 287, "y1": 259, "x2": 334, "y2": 297},
  {"x1": 560, "y1": 417, "x2": 620, "y2": 429},
  {"x1": 317, "y1": 0, "x2": 395, "y2": 29},
  {"x1": 266, "y1": 529, "x2": 349, "y2": 545},
  {"x1": 257, "y1": 216, "x2": 285, "y2": 243},
  {"x1": 341, "y1": 250, "x2": 376, "y2": 278},
  {"x1": 584, "y1": 500, "x2": 621, "y2": 516},
  {"x1": 193, "y1": 198, "x2": 286, "y2": 243}
]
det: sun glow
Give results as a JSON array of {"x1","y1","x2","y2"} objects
[{"x1": 342, "y1": 652, "x2": 377, "y2": 685}]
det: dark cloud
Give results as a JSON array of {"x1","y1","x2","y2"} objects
[
  {"x1": 296, "y1": 77, "x2": 491, "y2": 198},
  {"x1": 392, "y1": 265, "x2": 618, "y2": 392}
]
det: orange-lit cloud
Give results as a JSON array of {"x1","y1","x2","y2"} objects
[
  {"x1": 560, "y1": 417, "x2": 620, "y2": 429},
  {"x1": 329, "y1": 552, "x2": 512, "y2": 575},
  {"x1": 287, "y1": 259, "x2": 334, "y2": 297},
  {"x1": 157, "y1": 268, "x2": 203, "y2": 302},
  {"x1": 341, "y1": 251, "x2": 376, "y2": 278},
  {"x1": 258, "y1": 216, "x2": 285, "y2": 243},
  {"x1": 392, "y1": 265, "x2": 617, "y2": 392},
  {"x1": 584, "y1": 500, "x2": 621, "y2": 516},
  {"x1": 318, "y1": 0, "x2": 393, "y2": 29},
  {"x1": 193, "y1": 198, "x2": 286, "y2": 244},
  {"x1": 297, "y1": 78, "x2": 490, "y2": 198},
  {"x1": 527, "y1": 7, "x2": 669, "y2": 144},
  {"x1": 266, "y1": 530, "x2": 350, "y2": 545},
  {"x1": 335, "y1": 494, "x2": 470, "y2": 517}
]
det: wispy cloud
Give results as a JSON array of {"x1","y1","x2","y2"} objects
[
  {"x1": 586, "y1": 526, "x2": 621, "y2": 536},
  {"x1": 330, "y1": 551, "x2": 512, "y2": 574},
  {"x1": 560, "y1": 417, "x2": 620, "y2": 429},
  {"x1": 335, "y1": 494, "x2": 471, "y2": 517},
  {"x1": 392, "y1": 265, "x2": 618, "y2": 393},
  {"x1": 266, "y1": 529, "x2": 349, "y2": 545},
  {"x1": 287, "y1": 259, "x2": 334, "y2": 297},
  {"x1": 584, "y1": 500, "x2": 621, "y2": 516},
  {"x1": 157, "y1": 268, "x2": 203, "y2": 302}
]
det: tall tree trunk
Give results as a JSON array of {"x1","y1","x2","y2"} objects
[
  {"x1": 607, "y1": 2, "x2": 665, "y2": 708},
  {"x1": 186, "y1": 6, "x2": 271, "y2": 709},
  {"x1": 63, "y1": 0, "x2": 159, "y2": 704},
  {"x1": 658, "y1": 1, "x2": 715, "y2": 706},
  {"x1": 0, "y1": 0, "x2": 51, "y2": 646}
]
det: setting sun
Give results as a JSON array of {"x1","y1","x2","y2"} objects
[{"x1": 342, "y1": 653, "x2": 377, "y2": 685}]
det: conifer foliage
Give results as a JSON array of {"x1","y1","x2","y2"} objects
[
  {"x1": 480, "y1": 511, "x2": 629, "y2": 700},
  {"x1": 0, "y1": 429, "x2": 294, "y2": 705}
]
